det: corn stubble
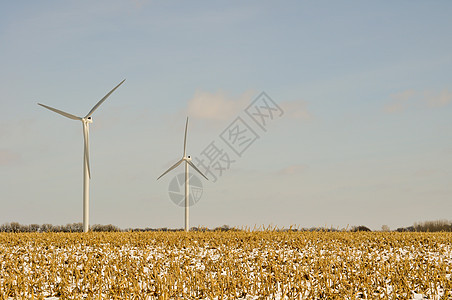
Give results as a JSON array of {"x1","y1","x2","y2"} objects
[{"x1": 0, "y1": 231, "x2": 451, "y2": 299}]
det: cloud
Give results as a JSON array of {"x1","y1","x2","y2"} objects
[
  {"x1": 384, "y1": 89, "x2": 452, "y2": 113},
  {"x1": 186, "y1": 89, "x2": 256, "y2": 121},
  {"x1": 0, "y1": 118, "x2": 36, "y2": 139},
  {"x1": 278, "y1": 164, "x2": 308, "y2": 175},
  {"x1": 187, "y1": 91, "x2": 312, "y2": 123},
  {"x1": 383, "y1": 89, "x2": 416, "y2": 113},
  {"x1": 130, "y1": 0, "x2": 149, "y2": 9},
  {"x1": 413, "y1": 168, "x2": 448, "y2": 177},
  {"x1": 0, "y1": 149, "x2": 20, "y2": 166},
  {"x1": 280, "y1": 100, "x2": 312, "y2": 120},
  {"x1": 424, "y1": 90, "x2": 452, "y2": 108}
]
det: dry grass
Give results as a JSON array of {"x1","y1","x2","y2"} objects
[{"x1": 0, "y1": 231, "x2": 451, "y2": 299}]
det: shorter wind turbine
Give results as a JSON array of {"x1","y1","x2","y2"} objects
[
  {"x1": 157, "y1": 117, "x2": 208, "y2": 231},
  {"x1": 38, "y1": 79, "x2": 125, "y2": 232}
]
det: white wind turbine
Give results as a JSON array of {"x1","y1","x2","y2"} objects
[
  {"x1": 157, "y1": 117, "x2": 208, "y2": 231},
  {"x1": 38, "y1": 79, "x2": 125, "y2": 233}
]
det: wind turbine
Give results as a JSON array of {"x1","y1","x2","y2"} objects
[
  {"x1": 38, "y1": 79, "x2": 125, "y2": 233},
  {"x1": 157, "y1": 117, "x2": 208, "y2": 231}
]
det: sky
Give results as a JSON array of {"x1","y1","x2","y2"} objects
[{"x1": 1, "y1": 1, "x2": 451, "y2": 231}]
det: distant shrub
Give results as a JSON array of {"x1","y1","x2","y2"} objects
[
  {"x1": 40, "y1": 224, "x2": 54, "y2": 233},
  {"x1": 413, "y1": 220, "x2": 452, "y2": 232},
  {"x1": 381, "y1": 225, "x2": 390, "y2": 232},
  {"x1": 351, "y1": 226, "x2": 372, "y2": 232},
  {"x1": 214, "y1": 225, "x2": 231, "y2": 232},
  {"x1": 91, "y1": 224, "x2": 121, "y2": 232}
]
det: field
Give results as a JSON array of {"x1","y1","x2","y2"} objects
[{"x1": 0, "y1": 231, "x2": 451, "y2": 299}]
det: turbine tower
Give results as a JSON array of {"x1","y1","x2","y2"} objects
[
  {"x1": 157, "y1": 117, "x2": 208, "y2": 231},
  {"x1": 38, "y1": 79, "x2": 125, "y2": 233}
]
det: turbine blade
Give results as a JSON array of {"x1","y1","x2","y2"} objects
[
  {"x1": 38, "y1": 103, "x2": 81, "y2": 120},
  {"x1": 85, "y1": 79, "x2": 125, "y2": 118},
  {"x1": 157, "y1": 158, "x2": 184, "y2": 180},
  {"x1": 187, "y1": 160, "x2": 208, "y2": 180},
  {"x1": 83, "y1": 122, "x2": 91, "y2": 179},
  {"x1": 183, "y1": 117, "x2": 188, "y2": 157}
]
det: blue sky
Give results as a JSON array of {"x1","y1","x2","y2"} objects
[{"x1": 1, "y1": 1, "x2": 451, "y2": 230}]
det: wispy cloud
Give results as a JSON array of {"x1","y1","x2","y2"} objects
[
  {"x1": 0, "y1": 118, "x2": 36, "y2": 138},
  {"x1": 186, "y1": 89, "x2": 256, "y2": 121},
  {"x1": 384, "y1": 89, "x2": 452, "y2": 113},
  {"x1": 424, "y1": 90, "x2": 452, "y2": 108},
  {"x1": 383, "y1": 89, "x2": 416, "y2": 113},
  {"x1": 187, "y1": 90, "x2": 312, "y2": 123},
  {"x1": 278, "y1": 164, "x2": 308, "y2": 175},
  {"x1": 0, "y1": 149, "x2": 20, "y2": 166},
  {"x1": 413, "y1": 168, "x2": 448, "y2": 177},
  {"x1": 280, "y1": 100, "x2": 312, "y2": 120},
  {"x1": 130, "y1": 0, "x2": 149, "y2": 9}
]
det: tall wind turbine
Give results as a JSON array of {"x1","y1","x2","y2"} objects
[
  {"x1": 38, "y1": 79, "x2": 125, "y2": 233},
  {"x1": 157, "y1": 117, "x2": 208, "y2": 231}
]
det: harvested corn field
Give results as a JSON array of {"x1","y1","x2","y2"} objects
[{"x1": 0, "y1": 231, "x2": 451, "y2": 299}]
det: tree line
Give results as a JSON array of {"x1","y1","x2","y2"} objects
[
  {"x1": 0, "y1": 222, "x2": 120, "y2": 233},
  {"x1": 0, "y1": 220, "x2": 450, "y2": 233}
]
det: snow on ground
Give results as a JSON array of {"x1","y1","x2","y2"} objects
[{"x1": 0, "y1": 232, "x2": 451, "y2": 299}]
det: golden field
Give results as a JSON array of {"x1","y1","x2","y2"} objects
[{"x1": 0, "y1": 231, "x2": 451, "y2": 299}]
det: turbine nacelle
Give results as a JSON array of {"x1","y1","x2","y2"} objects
[
  {"x1": 83, "y1": 117, "x2": 93, "y2": 124},
  {"x1": 157, "y1": 118, "x2": 208, "y2": 181}
]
